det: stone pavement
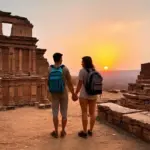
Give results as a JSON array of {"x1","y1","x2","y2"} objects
[{"x1": 0, "y1": 97, "x2": 149, "y2": 150}]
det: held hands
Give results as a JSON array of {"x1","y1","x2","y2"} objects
[{"x1": 72, "y1": 93, "x2": 78, "y2": 101}]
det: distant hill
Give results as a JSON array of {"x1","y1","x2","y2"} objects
[
  {"x1": 72, "y1": 70, "x2": 140, "y2": 90},
  {"x1": 100, "y1": 70, "x2": 140, "y2": 90}
]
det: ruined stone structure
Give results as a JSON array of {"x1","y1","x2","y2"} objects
[
  {"x1": 120, "y1": 63, "x2": 150, "y2": 111},
  {"x1": 97, "y1": 63, "x2": 150, "y2": 142},
  {"x1": 0, "y1": 11, "x2": 49, "y2": 107},
  {"x1": 97, "y1": 103, "x2": 150, "y2": 142},
  {"x1": 128, "y1": 63, "x2": 150, "y2": 94}
]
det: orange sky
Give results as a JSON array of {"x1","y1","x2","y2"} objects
[
  {"x1": 1, "y1": 0, "x2": 150, "y2": 74},
  {"x1": 44, "y1": 20, "x2": 144, "y2": 73}
]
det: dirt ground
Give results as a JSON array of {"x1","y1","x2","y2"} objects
[{"x1": 0, "y1": 94, "x2": 149, "y2": 150}]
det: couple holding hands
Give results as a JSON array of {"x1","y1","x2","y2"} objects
[{"x1": 48, "y1": 53, "x2": 102, "y2": 139}]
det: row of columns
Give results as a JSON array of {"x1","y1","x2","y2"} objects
[
  {"x1": 0, "y1": 79, "x2": 48, "y2": 106},
  {"x1": 0, "y1": 47, "x2": 36, "y2": 75}
]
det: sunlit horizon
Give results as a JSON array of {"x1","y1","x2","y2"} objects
[{"x1": 1, "y1": 0, "x2": 150, "y2": 73}]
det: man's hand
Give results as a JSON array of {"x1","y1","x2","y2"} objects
[{"x1": 72, "y1": 93, "x2": 78, "y2": 101}]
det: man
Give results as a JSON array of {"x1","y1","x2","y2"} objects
[{"x1": 48, "y1": 53, "x2": 76, "y2": 138}]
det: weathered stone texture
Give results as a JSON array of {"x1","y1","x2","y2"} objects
[
  {"x1": 0, "y1": 10, "x2": 50, "y2": 108},
  {"x1": 0, "y1": 10, "x2": 33, "y2": 37},
  {"x1": 120, "y1": 63, "x2": 150, "y2": 111},
  {"x1": 97, "y1": 103, "x2": 141, "y2": 126},
  {"x1": 123, "y1": 112, "x2": 150, "y2": 142},
  {"x1": 97, "y1": 103, "x2": 150, "y2": 142}
]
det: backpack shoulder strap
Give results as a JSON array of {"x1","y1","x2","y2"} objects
[
  {"x1": 50, "y1": 65, "x2": 54, "y2": 68},
  {"x1": 60, "y1": 65, "x2": 65, "y2": 69},
  {"x1": 85, "y1": 68, "x2": 95, "y2": 73},
  {"x1": 85, "y1": 68, "x2": 90, "y2": 73}
]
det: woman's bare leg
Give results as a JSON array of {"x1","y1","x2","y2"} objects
[
  {"x1": 88, "y1": 99, "x2": 96, "y2": 131},
  {"x1": 79, "y1": 98, "x2": 88, "y2": 133}
]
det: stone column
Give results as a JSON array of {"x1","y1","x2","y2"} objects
[
  {"x1": 0, "y1": 77, "x2": 2, "y2": 106},
  {"x1": 0, "y1": 23, "x2": 2, "y2": 35},
  {"x1": 8, "y1": 48, "x2": 12, "y2": 73},
  {"x1": 0, "y1": 47, "x2": 2, "y2": 73},
  {"x1": 32, "y1": 49, "x2": 36, "y2": 74},
  {"x1": 19, "y1": 49, "x2": 22, "y2": 74},
  {"x1": 29, "y1": 50, "x2": 32, "y2": 74},
  {"x1": 40, "y1": 78, "x2": 49, "y2": 104},
  {"x1": 12, "y1": 48, "x2": 15, "y2": 74},
  {"x1": 9, "y1": 47, "x2": 15, "y2": 74}
]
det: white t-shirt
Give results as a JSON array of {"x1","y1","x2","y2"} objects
[{"x1": 78, "y1": 68, "x2": 97, "y2": 100}]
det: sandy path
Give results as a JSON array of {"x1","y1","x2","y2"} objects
[{"x1": 0, "y1": 97, "x2": 149, "y2": 150}]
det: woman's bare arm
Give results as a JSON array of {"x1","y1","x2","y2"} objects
[{"x1": 75, "y1": 80, "x2": 83, "y2": 95}]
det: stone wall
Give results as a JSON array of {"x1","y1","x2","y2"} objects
[
  {"x1": 120, "y1": 94, "x2": 150, "y2": 111},
  {"x1": 0, "y1": 10, "x2": 50, "y2": 108},
  {"x1": 0, "y1": 11, "x2": 33, "y2": 37},
  {"x1": 97, "y1": 103, "x2": 150, "y2": 142},
  {"x1": 36, "y1": 48, "x2": 49, "y2": 77},
  {"x1": 0, "y1": 77, "x2": 49, "y2": 107}
]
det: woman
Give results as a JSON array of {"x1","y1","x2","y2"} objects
[{"x1": 75, "y1": 56, "x2": 98, "y2": 138}]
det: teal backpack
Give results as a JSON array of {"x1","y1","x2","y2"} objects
[{"x1": 48, "y1": 65, "x2": 65, "y2": 93}]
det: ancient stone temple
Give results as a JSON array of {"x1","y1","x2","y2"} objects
[
  {"x1": 0, "y1": 11, "x2": 49, "y2": 107},
  {"x1": 120, "y1": 63, "x2": 150, "y2": 111},
  {"x1": 97, "y1": 63, "x2": 150, "y2": 142}
]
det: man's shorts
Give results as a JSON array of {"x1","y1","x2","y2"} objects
[{"x1": 51, "y1": 92, "x2": 68, "y2": 120}]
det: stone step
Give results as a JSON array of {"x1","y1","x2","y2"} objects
[
  {"x1": 97, "y1": 102, "x2": 150, "y2": 142},
  {"x1": 123, "y1": 93, "x2": 150, "y2": 100},
  {"x1": 98, "y1": 103, "x2": 141, "y2": 115},
  {"x1": 123, "y1": 93, "x2": 138, "y2": 99},
  {"x1": 38, "y1": 103, "x2": 51, "y2": 109},
  {"x1": 107, "y1": 89, "x2": 120, "y2": 93},
  {"x1": 97, "y1": 98, "x2": 119, "y2": 104},
  {"x1": 97, "y1": 103, "x2": 141, "y2": 125},
  {"x1": 123, "y1": 112, "x2": 150, "y2": 142}
]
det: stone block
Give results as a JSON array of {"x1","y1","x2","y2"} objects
[
  {"x1": 38, "y1": 104, "x2": 45, "y2": 109},
  {"x1": 143, "y1": 129, "x2": 150, "y2": 142},
  {"x1": 97, "y1": 103, "x2": 141, "y2": 127},
  {"x1": 108, "y1": 89, "x2": 120, "y2": 93},
  {"x1": 98, "y1": 112, "x2": 107, "y2": 120},
  {"x1": 34, "y1": 102, "x2": 39, "y2": 107},
  {"x1": 98, "y1": 103, "x2": 140, "y2": 115},
  {"x1": 123, "y1": 93, "x2": 138, "y2": 99},
  {"x1": 107, "y1": 114, "x2": 113, "y2": 123},
  {"x1": 6, "y1": 106, "x2": 16, "y2": 110},
  {"x1": 138, "y1": 95, "x2": 150, "y2": 100},
  {"x1": 128, "y1": 125, "x2": 142, "y2": 137},
  {"x1": 45, "y1": 104, "x2": 51, "y2": 108},
  {"x1": 123, "y1": 112, "x2": 150, "y2": 130},
  {"x1": 120, "y1": 89, "x2": 127, "y2": 93}
]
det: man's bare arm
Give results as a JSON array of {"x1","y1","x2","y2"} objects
[{"x1": 65, "y1": 69, "x2": 74, "y2": 94}]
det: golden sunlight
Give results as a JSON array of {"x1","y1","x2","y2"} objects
[
  {"x1": 104, "y1": 66, "x2": 109, "y2": 71},
  {"x1": 92, "y1": 42, "x2": 122, "y2": 70}
]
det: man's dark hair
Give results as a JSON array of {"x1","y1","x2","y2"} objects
[{"x1": 53, "y1": 53, "x2": 63, "y2": 63}]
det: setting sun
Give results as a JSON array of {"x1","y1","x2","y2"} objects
[{"x1": 104, "y1": 66, "x2": 109, "y2": 71}]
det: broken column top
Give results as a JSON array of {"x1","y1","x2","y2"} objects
[
  {"x1": 0, "y1": 10, "x2": 34, "y2": 37},
  {"x1": 0, "y1": 10, "x2": 33, "y2": 27}
]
